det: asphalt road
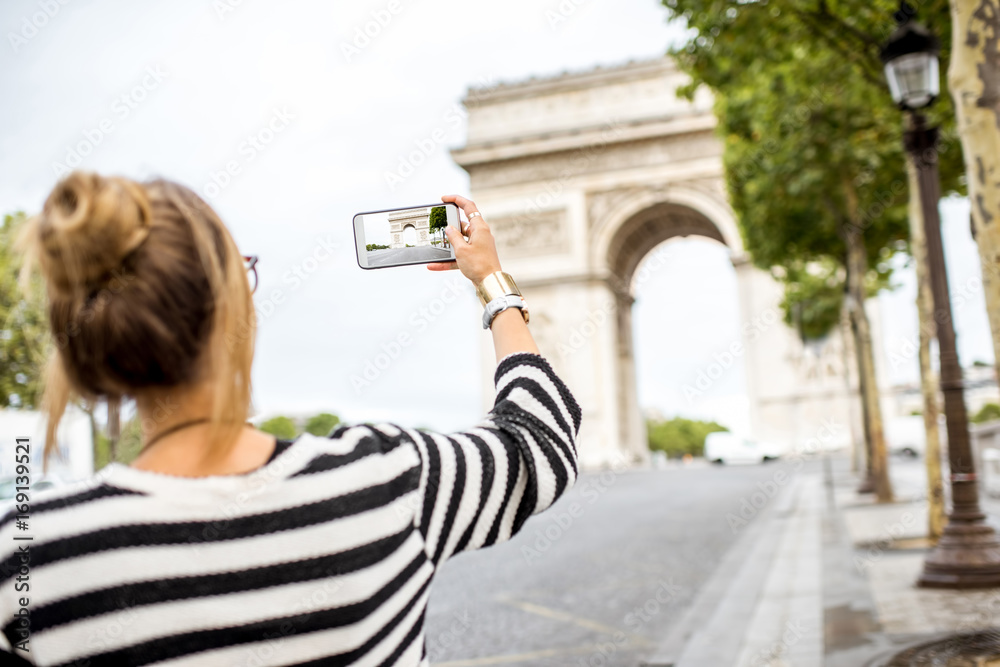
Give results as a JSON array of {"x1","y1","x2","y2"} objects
[
  {"x1": 367, "y1": 246, "x2": 452, "y2": 267},
  {"x1": 424, "y1": 458, "x2": 817, "y2": 666}
]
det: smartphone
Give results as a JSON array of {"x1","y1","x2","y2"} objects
[{"x1": 353, "y1": 202, "x2": 462, "y2": 269}]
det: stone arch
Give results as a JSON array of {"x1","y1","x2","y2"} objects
[
  {"x1": 402, "y1": 224, "x2": 418, "y2": 246},
  {"x1": 591, "y1": 187, "x2": 744, "y2": 280},
  {"x1": 601, "y1": 203, "x2": 738, "y2": 296},
  {"x1": 586, "y1": 195, "x2": 752, "y2": 469},
  {"x1": 451, "y1": 57, "x2": 862, "y2": 469}
]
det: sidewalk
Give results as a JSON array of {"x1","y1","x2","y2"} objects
[
  {"x1": 830, "y1": 455, "x2": 1000, "y2": 663},
  {"x1": 641, "y1": 454, "x2": 1000, "y2": 667},
  {"x1": 643, "y1": 467, "x2": 825, "y2": 666}
]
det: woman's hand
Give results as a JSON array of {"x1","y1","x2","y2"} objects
[
  {"x1": 426, "y1": 194, "x2": 502, "y2": 285},
  {"x1": 429, "y1": 195, "x2": 538, "y2": 359}
]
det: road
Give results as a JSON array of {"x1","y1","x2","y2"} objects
[
  {"x1": 424, "y1": 458, "x2": 819, "y2": 666},
  {"x1": 366, "y1": 246, "x2": 452, "y2": 267}
]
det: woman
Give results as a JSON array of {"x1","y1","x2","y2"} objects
[{"x1": 0, "y1": 172, "x2": 580, "y2": 665}]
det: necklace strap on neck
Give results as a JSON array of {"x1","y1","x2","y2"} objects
[{"x1": 141, "y1": 417, "x2": 212, "y2": 454}]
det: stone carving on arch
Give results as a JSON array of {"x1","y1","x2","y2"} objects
[{"x1": 588, "y1": 184, "x2": 745, "y2": 280}]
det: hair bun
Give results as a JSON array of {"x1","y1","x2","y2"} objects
[{"x1": 35, "y1": 171, "x2": 151, "y2": 293}]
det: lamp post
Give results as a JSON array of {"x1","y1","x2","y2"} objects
[{"x1": 881, "y1": 2, "x2": 1000, "y2": 588}]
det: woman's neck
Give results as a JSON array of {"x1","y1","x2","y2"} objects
[{"x1": 129, "y1": 385, "x2": 276, "y2": 477}]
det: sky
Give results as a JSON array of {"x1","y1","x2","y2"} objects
[
  {"x1": 1, "y1": 0, "x2": 993, "y2": 435},
  {"x1": 361, "y1": 212, "x2": 393, "y2": 248}
]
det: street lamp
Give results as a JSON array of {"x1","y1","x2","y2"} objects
[
  {"x1": 881, "y1": 10, "x2": 940, "y2": 111},
  {"x1": 881, "y1": 2, "x2": 1000, "y2": 588}
]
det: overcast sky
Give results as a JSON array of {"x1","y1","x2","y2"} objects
[{"x1": 1, "y1": 0, "x2": 992, "y2": 435}]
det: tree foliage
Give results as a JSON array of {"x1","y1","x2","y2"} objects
[
  {"x1": 428, "y1": 206, "x2": 448, "y2": 234},
  {"x1": 647, "y1": 416, "x2": 728, "y2": 458},
  {"x1": 662, "y1": 0, "x2": 965, "y2": 337},
  {"x1": 304, "y1": 412, "x2": 341, "y2": 436},
  {"x1": 94, "y1": 416, "x2": 144, "y2": 468},
  {"x1": 972, "y1": 402, "x2": 1000, "y2": 424},
  {"x1": 428, "y1": 206, "x2": 449, "y2": 246},
  {"x1": 777, "y1": 257, "x2": 892, "y2": 340},
  {"x1": 0, "y1": 212, "x2": 49, "y2": 409},
  {"x1": 258, "y1": 416, "x2": 298, "y2": 439}
]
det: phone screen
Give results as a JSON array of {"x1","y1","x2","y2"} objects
[{"x1": 353, "y1": 202, "x2": 461, "y2": 269}]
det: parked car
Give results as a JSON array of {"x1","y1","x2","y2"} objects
[
  {"x1": 705, "y1": 432, "x2": 784, "y2": 465},
  {"x1": 884, "y1": 415, "x2": 931, "y2": 457}
]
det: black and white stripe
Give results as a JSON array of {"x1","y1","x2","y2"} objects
[{"x1": 0, "y1": 352, "x2": 580, "y2": 665}]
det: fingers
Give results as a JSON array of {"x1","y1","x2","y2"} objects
[
  {"x1": 445, "y1": 224, "x2": 468, "y2": 247},
  {"x1": 459, "y1": 220, "x2": 476, "y2": 242},
  {"x1": 437, "y1": 196, "x2": 500, "y2": 284},
  {"x1": 428, "y1": 227, "x2": 464, "y2": 272},
  {"x1": 441, "y1": 194, "x2": 481, "y2": 222},
  {"x1": 426, "y1": 262, "x2": 459, "y2": 271}
]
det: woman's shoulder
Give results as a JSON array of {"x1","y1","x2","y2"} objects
[
  {"x1": 0, "y1": 473, "x2": 141, "y2": 556},
  {"x1": 285, "y1": 424, "x2": 423, "y2": 478}
]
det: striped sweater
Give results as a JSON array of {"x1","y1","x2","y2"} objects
[{"x1": 0, "y1": 352, "x2": 580, "y2": 666}]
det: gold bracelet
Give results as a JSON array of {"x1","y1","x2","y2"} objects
[{"x1": 476, "y1": 271, "x2": 521, "y2": 306}]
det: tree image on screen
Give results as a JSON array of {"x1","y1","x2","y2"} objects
[
  {"x1": 364, "y1": 206, "x2": 454, "y2": 268},
  {"x1": 428, "y1": 206, "x2": 449, "y2": 248}
]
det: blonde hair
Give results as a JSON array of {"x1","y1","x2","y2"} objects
[{"x1": 19, "y1": 171, "x2": 256, "y2": 465}]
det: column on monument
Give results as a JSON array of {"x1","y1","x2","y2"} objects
[
  {"x1": 732, "y1": 256, "x2": 860, "y2": 455},
  {"x1": 611, "y1": 288, "x2": 650, "y2": 467},
  {"x1": 479, "y1": 277, "x2": 644, "y2": 469}
]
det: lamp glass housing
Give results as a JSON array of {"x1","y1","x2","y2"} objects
[{"x1": 884, "y1": 52, "x2": 939, "y2": 110}]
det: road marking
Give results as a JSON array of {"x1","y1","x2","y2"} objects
[
  {"x1": 499, "y1": 597, "x2": 620, "y2": 634},
  {"x1": 496, "y1": 597, "x2": 650, "y2": 647}
]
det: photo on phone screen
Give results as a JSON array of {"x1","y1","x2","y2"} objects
[{"x1": 353, "y1": 203, "x2": 460, "y2": 269}]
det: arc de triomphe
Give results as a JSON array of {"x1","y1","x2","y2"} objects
[
  {"x1": 451, "y1": 58, "x2": 863, "y2": 469},
  {"x1": 388, "y1": 208, "x2": 432, "y2": 249}
]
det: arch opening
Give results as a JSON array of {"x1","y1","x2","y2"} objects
[
  {"x1": 402, "y1": 224, "x2": 417, "y2": 247},
  {"x1": 632, "y1": 238, "x2": 750, "y2": 442},
  {"x1": 606, "y1": 202, "x2": 730, "y2": 293},
  {"x1": 602, "y1": 202, "x2": 752, "y2": 462}
]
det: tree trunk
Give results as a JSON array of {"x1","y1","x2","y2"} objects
[
  {"x1": 839, "y1": 310, "x2": 865, "y2": 473},
  {"x1": 948, "y1": 0, "x2": 1000, "y2": 379},
  {"x1": 907, "y1": 151, "x2": 948, "y2": 540},
  {"x1": 84, "y1": 403, "x2": 99, "y2": 470},
  {"x1": 107, "y1": 400, "x2": 120, "y2": 462},
  {"x1": 848, "y1": 306, "x2": 876, "y2": 489},
  {"x1": 842, "y1": 177, "x2": 894, "y2": 502}
]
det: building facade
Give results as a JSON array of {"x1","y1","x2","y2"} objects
[{"x1": 451, "y1": 58, "x2": 867, "y2": 469}]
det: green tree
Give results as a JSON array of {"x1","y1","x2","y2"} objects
[
  {"x1": 258, "y1": 416, "x2": 298, "y2": 439},
  {"x1": 778, "y1": 260, "x2": 845, "y2": 342},
  {"x1": 94, "y1": 416, "x2": 144, "y2": 468},
  {"x1": 304, "y1": 412, "x2": 341, "y2": 436},
  {"x1": 428, "y1": 206, "x2": 448, "y2": 247},
  {"x1": 661, "y1": 0, "x2": 964, "y2": 502},
  {"x1": 972, "y1": 403, "x2": 1000, "y2": 424},
  {"x1": 647, "y1": 417, "x2": 727, "y2": 458},
  {"x1": 0, "y1": 212, "x2": 48, "y2": 409}
]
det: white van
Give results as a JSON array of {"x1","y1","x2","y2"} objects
[{"x1": 704, "y1": 432, "x2": 783, "y2": 465}]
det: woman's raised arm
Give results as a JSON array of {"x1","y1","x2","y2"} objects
[{"x1": 410, "y1": 195, "x2": 581, "y2": 565}]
